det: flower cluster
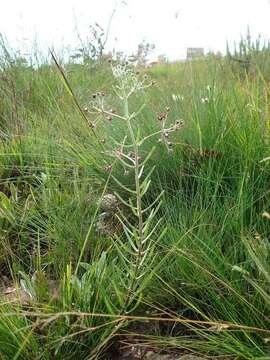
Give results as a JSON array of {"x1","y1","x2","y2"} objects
[{"x1": 111, "y1": 62, "x2": 154, "y2": 98}]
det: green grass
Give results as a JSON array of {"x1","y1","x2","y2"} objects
[{"x1": 0, "y1": 37, "x2": 270, "y2": 359}]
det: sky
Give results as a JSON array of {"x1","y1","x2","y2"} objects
[{"x1": 0, "y1": 0, "x2": 270, "y2": 61}]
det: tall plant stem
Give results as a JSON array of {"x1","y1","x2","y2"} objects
[{"x1": 122, "y1": 96, "x2": 144, "y2": 311}]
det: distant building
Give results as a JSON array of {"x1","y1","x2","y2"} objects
[{"x1": 186, "y1": 48, "x2": 204, "y2": 60}]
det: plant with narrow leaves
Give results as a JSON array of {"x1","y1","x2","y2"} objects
[{"x1": 90, "y1": 62, "x2": 184, "y2": 314}]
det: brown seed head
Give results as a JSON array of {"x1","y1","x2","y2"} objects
[
  {"x1": 175, "y1": 119, "x2": 184, "y2": 128},
  {"x1": 157, "y1": 112, "x2": 167, "y2": 121}
]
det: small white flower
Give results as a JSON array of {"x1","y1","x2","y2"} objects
[
  {"x1": 172, "y1": 94, "x2": 184, "y2": 102},
  {"x1": 201, "y1": 97, "x2": 209, "y2": 104}
]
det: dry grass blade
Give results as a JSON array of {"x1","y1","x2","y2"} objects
[{"x1": 50, "y1": 49, "x2": 101, "y2": 143}]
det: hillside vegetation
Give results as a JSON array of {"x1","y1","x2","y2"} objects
[{"x1": 0, "y1": 38, "x2": 270, "y2": 359}]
